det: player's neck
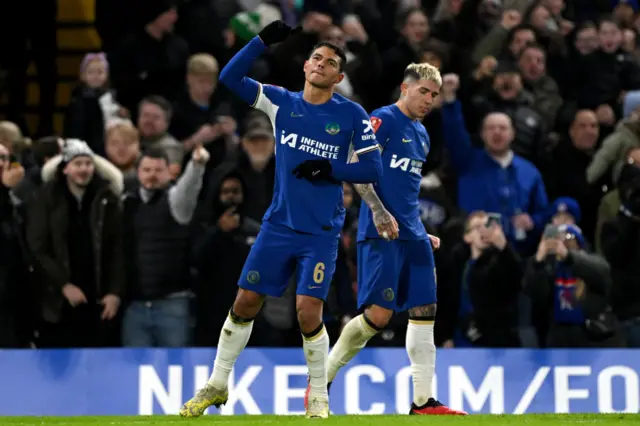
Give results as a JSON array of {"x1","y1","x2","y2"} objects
[
  {"x1": 395, "y1": 100, "x2": 417, "y2": 121},
  {"x1": 189, "y1": 88, "x2": 210, "y2": 107},
  {"x1": 303, "y1": 83, "x2": 333, "y2": 105}
]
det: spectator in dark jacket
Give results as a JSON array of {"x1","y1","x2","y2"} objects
[
  {"x1": 64, "y1": 53, "x2": 126, "y2": 155},
  {"x1": 107, "y1": 0, "x2": 190, "y2": 117},
  {"x1": 600, "y1": 156, "x2": 640, "y2": 347},
  {"x1": 121, "y1": 146, "x2": 209, "y2": 347},
  {"x1": 0, "y1": 142, "x2": 32, "y2": 347},
  {"x1": 191, "y1": 170, "x2": 260, "y2": 346},
  {"x1": 524, "y1": 223, "x2": 623, "y2": 347},
  {"x1": 569, "y1": 19, "x2": 640, "y2": 125},
  {"x1": 26, "y1": 140, "x2": 125, "y2": 348},
  {"x1": 12, "y1": 136, "x2": 61, "y2": 206},
  {"x1": 204, "y1": 117, "x2": 275, "y2": 223},
  {"x1": 544, "y1": 110, "x2": 609, "y2": 243},
  {"x1": 468, "y1": 61, "x2": 548, "y2": 167},
  {"x1": 437, "y1": 211, "x2": 523, "y2": 348}
]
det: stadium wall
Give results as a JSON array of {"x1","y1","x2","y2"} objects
[{"x1": 0, "y1": 348, "x2": 638, "y2": 415}]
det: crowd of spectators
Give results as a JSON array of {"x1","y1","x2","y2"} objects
[{"x1": 0, "y1": 0, "x2": 640, "y2": 349}]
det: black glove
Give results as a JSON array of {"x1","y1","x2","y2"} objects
[
  {"x1": 292, "y1": 159, "x2": 336, "y2": 183},
  {"x1": 258, "y1": 20, "x2": 299, "y2": 46}
]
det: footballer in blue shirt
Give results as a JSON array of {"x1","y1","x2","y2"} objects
[
  {"x1": 307, "y1": 63, "x2": 467, "y2": 415},
  {"x1": 180, "y1": 21, "x2": 382, "y2": 419}
]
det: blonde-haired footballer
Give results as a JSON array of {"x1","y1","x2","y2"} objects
[{"x1": 305, "y1": 62, "x2": 467, "y2": 415}]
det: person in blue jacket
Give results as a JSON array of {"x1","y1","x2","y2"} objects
[{"x1": 439, "y1": 73, "x2": 548, "y2": 254}]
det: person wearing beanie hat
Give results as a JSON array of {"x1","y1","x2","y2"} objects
[
  {"x1": 61, "y1": 139, "x2": 94, "y2": 164},
  {"x1": 58, "y1": 139, "x2": 97, "y2": 190},
  {"x1": 229, "y1": 4, "x2": 283, "y2": 44},
  {"x1": 549, "y1": 197, "x2": 582, "y2": 225},
  {"x1": 40, "y1": 139, "x2": 125, "y2": 195},
  {"x1": 25, "y1": 137, "x2": 125, "y2": 348},
  {"x1": 139, "y1": 0, "x2": 178, "y2": 28}
]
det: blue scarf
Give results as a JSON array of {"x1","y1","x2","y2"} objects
[{"x1": 553, "y1": 262, "x2": 585, "y2": 324}]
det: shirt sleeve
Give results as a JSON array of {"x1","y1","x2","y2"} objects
[
  {"x1": 368, "y1": 109, "x2": 393, "y2": 151},
  {"x1": 330, "y1": 103, "x2": 383, "y2": 183},
  {"x1": 218, "y1": 36, "x2": 266, "y2": 106},
  {"x1": 351, "y1": 103, "x2": 380, "y2": 156},
  {"x1": 252, "y1": 83, "x2": 289, "y2": 129}
]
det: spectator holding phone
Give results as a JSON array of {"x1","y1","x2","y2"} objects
[
  {"x1": 170, "y1": 53, "x2": 238, "y2": 170},
  {"x1": 524, "y1": 223, "x2": 623, "y2": 347},
  {"x1": 437, "y1": 211, "x2": 523, "y2": 348}
]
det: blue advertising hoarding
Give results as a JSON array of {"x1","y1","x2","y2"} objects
[{"x1": 0, "y1": 348, "x2": 637, "y2": 415}]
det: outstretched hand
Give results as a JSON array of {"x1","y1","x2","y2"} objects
[{"x1": 258, "y1": 21, "x2": 301, "y2": 46}]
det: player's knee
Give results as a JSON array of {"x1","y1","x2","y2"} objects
[
  {"x1": 232, "y1": 289, "x2": 265, "y2": 319},
  {"x1": 364, "y1": 305, "x2": 393, "y2": 329},
  {"x1": 408, "y1": 303, "x2": 437, "y2": 320},
  {"x1": 295, "y1": 295, "x2": 323, "y2": 334}
]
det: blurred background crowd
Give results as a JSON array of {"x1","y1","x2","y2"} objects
[{"x1": 0, "y1": 0, "x2": 640, "y2": 350}]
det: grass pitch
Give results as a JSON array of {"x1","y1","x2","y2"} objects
[{"x1": 0, "y1": 414, "x2": 637, "y2": 426}]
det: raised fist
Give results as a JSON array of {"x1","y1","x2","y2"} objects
[
  {"x1": 501, "y1": 10, "x2": 522, "y2": 30},
  {"x1": 475, "y1": 56, "x2": 497, "y2": 79},
  {"x1": 442, "y1": 73, "x2": 460, "y2": 102},
  {"x1": 192, "y1": 144, "x2": 211, "y2": 165},
  {"x1": 259, "y1": 20, "x2": 300, "y2": 46}
]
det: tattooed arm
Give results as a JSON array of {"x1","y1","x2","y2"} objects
[{"x1": 350, "y1": 151, "x2": 399, "y2": 240}]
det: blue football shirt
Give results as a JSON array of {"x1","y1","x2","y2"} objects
[
  {"x1": 254, "y1": 83, "x2": 379, "y2": 236},
  {"x1": 357, "y1": 104, "x2": 431, "y2": 241}
]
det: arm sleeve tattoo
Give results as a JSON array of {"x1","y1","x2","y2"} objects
[{"x1": 349, "y1": 150, "x2": 386, "y2": 215}]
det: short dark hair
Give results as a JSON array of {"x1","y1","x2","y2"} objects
[
  {"x1": 518, "y1": 42, "x2": 546, "y2": 60},
  {"x1": 506, "y1": 24, "x2": 537, "y2": 45},
  {"x1": 138, "y1": 147, "x2": 169, "y2": 168},
  {"x1": 139, "y1": 95, "x2": 173, "y2": 121},
  {"x1": 420, "y1": 41, "x2": 448, "y2": 65},
  {"x1": 310, "y1": 41, "x2": 347, "y2": 72},
  {"x1": 397, "y1": 7, "x2": 426, "y2": 30},
  {"x1": 32, "y1": 136, "x2": 61, "y2": 167}
]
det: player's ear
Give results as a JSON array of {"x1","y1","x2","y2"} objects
[
  {"x1": 400, "y1": 82, "x2": 408, "y2": 97},
  {"x1": 335, "y1": 72, "x2": 345, "y2": 84}
]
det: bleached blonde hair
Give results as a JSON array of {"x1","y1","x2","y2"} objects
[
  {"x1": 187, "y1": 53, "x2": 219, "y2": 75},
  {"x1": 0, "y1": 120, "x2": 31, "y2": 151},
  {"x1": 403, "y1": 62, "x2": 442, "y2": 87},
  {"x1": 106, "y1": 120, "x2": 139, "y2": 145}
]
